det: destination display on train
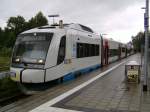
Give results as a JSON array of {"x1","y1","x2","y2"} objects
[
  {"x1": 17, "y1": 35, "x2": 51, "y2": 42},
  {"x1": 22, "y1": 36, "x2": 48, "y2": 41}
]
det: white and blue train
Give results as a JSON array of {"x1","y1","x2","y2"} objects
[{"x1": 10, "y1": 21, "x2": 132, "y2": 84}]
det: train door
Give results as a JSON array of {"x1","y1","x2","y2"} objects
[
  {"x1": 118, "y1": 44, "x2": 121, "y2": 60},
  {"x1": 57, "y1": 36, "x2": 66, "y2": 65},
  {"x1": 125, "y1": 47, "x2": 127, "y2": 57},
  {"x1": 101, "y1": 37, "x2": 104, "y2": 66}
]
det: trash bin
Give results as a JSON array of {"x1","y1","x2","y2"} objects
[{"x1": 125, "y1": 61, "x2": 141, "y2": 83}]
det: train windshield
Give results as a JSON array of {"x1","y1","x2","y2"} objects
[{"x1": 12, "y1": 33, "x2": 53, "y2": 68}]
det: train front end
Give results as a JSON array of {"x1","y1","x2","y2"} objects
[{"x1": 10, "y1": 32, "x2": 53, "y2": 83}]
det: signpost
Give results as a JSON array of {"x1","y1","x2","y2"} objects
[{"x1": 143, "y1": 0, "x2": 149, "y2": 91}]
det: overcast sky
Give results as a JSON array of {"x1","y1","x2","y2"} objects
[{"x1": 0, "y1": 0, "x2": 145, "y2": 43}]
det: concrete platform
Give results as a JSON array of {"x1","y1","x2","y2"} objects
[
  {"x1": 30, "y1": 54, "x2": 150, "y2": 112},
  {"x1": 1, "y1": 59, "x2": 126, "y2": 112},
  {"x1": 2, "y1": 54, "x2": 150, "y2": 112}
]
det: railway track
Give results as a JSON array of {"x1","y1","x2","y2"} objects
[
  {"x1": 0, "y1": 79, "x2": 63, "y2": 110},
  {"x1": 0, "y1": 93, "x2": 28, "y2": 107}
]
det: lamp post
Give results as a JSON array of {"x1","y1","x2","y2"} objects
[{"x1": 143, "y1": 0, "x2": 149, "y2": 91}]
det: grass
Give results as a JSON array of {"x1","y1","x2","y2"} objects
[
  {"x1": 0, "y1": 57, "x2": 10, "y2": 72},
  {"x1": 0, "y1": 57, "x2": 21, "y2": 101},
  {"x1": 0, "y1": 77, "x2": 21, "y2": 100}
]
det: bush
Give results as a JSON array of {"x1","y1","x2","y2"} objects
[{"x1": 0, "y1": 47, "x2": 12, "y2": 57}]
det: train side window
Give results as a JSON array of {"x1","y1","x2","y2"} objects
[
  {"x1": 91, "y1": 44, "x2": 94, "y2": 56},
  {"x1": 77, "y1": 43, "x2": 80, "y2": 58},
  {"x1": 122, "y1": 48, "x2": 125, "y2": 52},
  {"x1": 93, "y1": 44, "x2": 96, "y2": 56},
  {"x1": 87, "y1": 44, "x2": 90, "y2": 57},
  {"x1": 80, "y1": 43, "x2": 84, "y2": 57},
  {"x1": 96, "y1": 45, "x2": 99, "y2": 56},
  {"x1": 82, "y1": 44, "x2": 85, "y2": 57},
  {"x1": 85, "y1": 44, "x2": 88, "y2": 57},
  {"x1": 77, "y1": 43, "x2": 99, "y2": 58},
  {"x1": 89, "y1": 44, "x2": 93, "y2": 56},
  {"x1": 57, "y1": 36, "x2": 66, "y2": 65},
  {"x1": 77, "y1": 43, "x2": 83, "y2": 58},
  {"x1": 109, "y1": 49, "x2": 118, "y2": 57}
]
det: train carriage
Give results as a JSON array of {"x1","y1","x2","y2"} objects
[
  {"x1": 120, "y1": 44, "x2": 127, "y2": 58},
  {"x1": 102, "y1": 38, "x2": 124, "y2": 66},
  {"x1": 10, "y1": 23, "x2": 101, "y2": 83},
  {"x1": 107, "y1": 39, "x2": 120, "y2": 63},
  {"x1": 10, "y1": 22, "x2": 129, "y2": 84}
]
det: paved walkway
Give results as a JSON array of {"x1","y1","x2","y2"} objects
[{"x1": 52, "y1": 54, "x2": 150, "y2": 112}]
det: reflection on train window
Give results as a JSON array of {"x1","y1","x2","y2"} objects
[
  {"x1": 77, "y1": 43, "x2": 99, "y2": 58},
  {"x1": 57, "y1": 35, "x2": 66, "y2": 65},
  {"x1": 12, "y1": 33, "x2": 53, "y2": 64}
]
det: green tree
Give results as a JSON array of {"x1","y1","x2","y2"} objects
[
  {"x1": 7, "y1": 16, "x2": 26, "y2": 36},
  {"x1": 132, "y1": 32, "x2": 145, "y2": 52},
  {"x1": 0, "y1": 27, "x2": 4, "y2": 49},
  {"x1": 0, "y1": 11, "x2": 48, "y2": 54},
  {"x1": 27, "y1": 11, "x2": 48, "y2": 29},
  {"x1": 4, "y1": 31, "x2": 16, "y2": 48}
]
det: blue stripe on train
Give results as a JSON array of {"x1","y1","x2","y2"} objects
[{"x1": 63, "y1": 64, "x2": 101, "y2": 82}]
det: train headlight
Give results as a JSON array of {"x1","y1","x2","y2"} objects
[
  {"x1": 37, "y1": 59, "x2": 44, "y2": 64},
  {"x1": 15, "y1": 58, "x2": 20, "y2": 62}
]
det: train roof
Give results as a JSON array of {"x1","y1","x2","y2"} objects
[
  {"x1": 102, "y1": 37, "x2": 126, "y2": 45},
  {"x1": 21, "y1": 23, "x2": 95, "y2": 34}
]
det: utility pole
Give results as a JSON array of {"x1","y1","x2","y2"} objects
[{"x1": 143, "y1": 0, "x2": 149, "y2": 91}]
